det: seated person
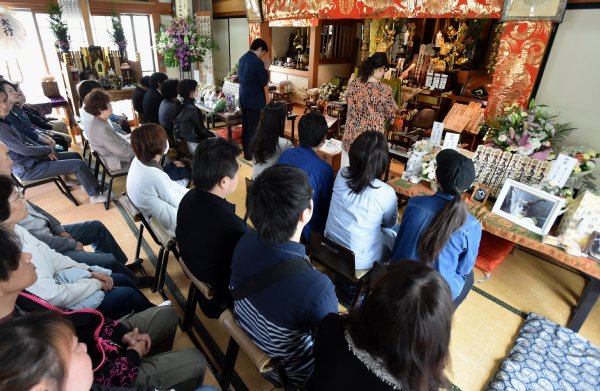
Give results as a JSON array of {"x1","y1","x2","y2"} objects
[
  {"x1": 230, "y1": 165, "x2": 338, "y2": 388},
  {"x1": 76, "y1": 69, "x2": 98, "y2": 92},
  {"x1": 0, "y1": 87, "x2": 107, "y2": 204},
  {"x1": 143, "y1": 72, "x2": 168, "y2": 125},
  {"x1": 83, "y1": 89, "x2": 134, "y2": 171},
  {"x1": 158, "y1": 79, "x2": 180, "y2": 143},
  {"x1": 14, "y1": 83, "x2": 72, "y2": 148},
  {"x1": 250, "y1": 102, "x2": 292, "y2": 179},
  {"x1": 177, "y1": 138, "x2": 247, "y2": 319},
  {"x1": 325, "y1": 131, "x2": 398, "y2": 274},
  {"x1": 133, "y1": 75, "x2": 151, "y2": 124},
  {"x1": 277, "y1": 112, "x2": 333, "y2": 242},
  {"x1": 78, "y1": 80, "x2": 129, "y2": 137},
  {"x1": 0, "y1": 141, "x2": 150, "y2": 288},
  {"x1": 0, "y1": 175, "x2": 153, "y2": 319},
  {"x1": 0, "y1": 227, "x2": 207, "y2": 390},
  {"x1": 126, "y1": 124, "x2": 189, "y2": 237},
  {"x1": 1, "y1": 80, "x2": 66, "y2": 151},
  {"x1": 391, "y1": 149, "x2": 482, "y2": 307},
  {"x1": 311, "y1": 261, "x2": 453, "y2": 391},
  {"x1": 174, "y1": 79, "x2": 214, "y2": 154}
]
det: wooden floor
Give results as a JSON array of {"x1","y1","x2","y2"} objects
[{"x1": 23, "y1": 126, "x2": 600, "y2": 391}]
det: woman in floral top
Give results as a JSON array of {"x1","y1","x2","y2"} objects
[{"x1": 342, "y1": 53, "x2": 400, "y2": 167}]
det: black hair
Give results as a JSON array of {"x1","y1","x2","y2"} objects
[
  {"x1": 344, "y1": 131, "x2": 388, "y2": 194},
  {"x1": 0, "y1": 312, "x2": 76, "y2": 391},
  {"x1": 247, "y1": 165, "x2": 312, "y2": 244},
  {"x1": 0, "y1": 80, "x2": 16, "y2": 92},
  {"x1": 250, "y1": 38, "x2": 268, "y2": 52},
  {"x1": 77, "y1": 80, "x2": 102, "y2": 108},
  {"x1": 160, "y1": 79, "x2": 179, "y2": 100},
  {"x1": 192, "y1": 138, "x2": 240, "y2": 191},
  {"x1": 417, "y1": 169, "x2": 469, "y2": 266},
  {"x1": 348, "y1": 260, "x2": 452, "y2": 391},
  {"x1": 78, "y1": 69, "x2": 98, "y2": 81},
  {"x1": 150, "y1": 72, "x2": 168, "y2": 90},
  {"x1": 177, "y1": 79, "x2": 198, "y2": 100},
  {"x1": 0, "y1": 224, "x2": 21, "y2": 281},
  {"x1": 358, "y1": 52, "x2": 389, "y2": 82},
  {"x1": 249, "y1": 102, "x2": 287, "y2": 164},
  {"x1": 139, "y1": 75, "x2": 151, "y2": 88},
  {"x1": 298, "y1": 112, "x2": 327, "y2": 148},
  {"x1": 0, "y1": 174, "x2": 14, "y2": 222}
]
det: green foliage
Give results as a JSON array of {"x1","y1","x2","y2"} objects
[
  {"x1": 109, "y1": 14, "x2": 127, "y2": 50},
  {"x1": 48, "y1": 2, "x2": 70, "y2": 50}
]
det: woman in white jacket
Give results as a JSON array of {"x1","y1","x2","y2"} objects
[
  {"x1": 126, "y1": 123, "x2": 189, "y2": 237},
  {"x1": 84, "y1": 89, "x2": 135, "y2": 171},
  {"x1": 0, "y1": 175, "x2": 153, "y2": 319}
]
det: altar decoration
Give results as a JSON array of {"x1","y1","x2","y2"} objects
[
  {"x1": 482, "y1": 100, "x2": 575, "y2": 161},
  {"x1": 48, "y1": 3, "x2": 70, "y2": 52},
  {"x1": 156, "y1": 17, "x2": 216, "y2": 71},
  {"x1": 318, "y1": 83, "x2": 340, "y2": 101},
  {"x1": 557, "y1": 190, "x2": 600, "y2": 254},
  {"x1": 109, "y1": 15, "x2": 127, "y2": 59}
]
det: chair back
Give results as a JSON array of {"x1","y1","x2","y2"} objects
[
  {"x1": 218, "y1": 309, "x2": 273, "y2": 373},
  {"x1": 309, "y1": 231, "x2": 357, "y2": 282},
  {"x1": 148, "y1": 216, "x2": 176, "y2": 249},
  {"x1": 175, "y1": 243, "x2": 215, "y2": 300},
  {"x1": 119, "y1": 193, "x2": 142, "y2": 222}
]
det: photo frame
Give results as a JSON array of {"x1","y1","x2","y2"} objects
[
  {"x1": 492, "y1": 179, "x2": 565, "y2": 236},
  {"x1": 470, "y1": 183, "x2": 491, "y2": 205},
  {"x1": 245, "y1": 0, "x2": 263, "y2": 23},
  {"x1": 583, "y1": 231, "x2": 600, "y2": 262},
  {"x1": 500, "y1": 0, "x2": 568, "y2": 22}
]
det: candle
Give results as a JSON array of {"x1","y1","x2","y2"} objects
[
  {"x1": 403, "y1": 31, "x2": 409, "y2": 45},
  {"x1": 435, "y1": 31, "x2": 442, "y2": 47}
]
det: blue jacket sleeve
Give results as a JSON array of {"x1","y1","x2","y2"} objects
[
  {"x1": 456, "y1": 219, "x2": 482, "y2": 276},
  {"x1": 307, "y1": 277, "x2": 338, "y2": 331}
]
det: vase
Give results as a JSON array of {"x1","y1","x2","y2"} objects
[{"x1": 179, "y1": 64, "x2": 192, "y2": 80}]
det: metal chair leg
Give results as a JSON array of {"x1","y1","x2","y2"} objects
[
  {"x1": 182, "y1": 283, "x2": 197, "y2": 331},
  {"x1": 153, "y1": 247, "x2": 165, "y2": 293},
  {"x1": 157, "y1": 249, "x2": 169, "y2": 298},
  {"x1": 219, "y1": 338, "x2": 240, "y2": 391},
  {"x1": 56, "y1": 177, "x2": 79, "y2": 206},
  {"x1": 135, "y1": 223, "x2": 144, "y2": 260},
  {"x1": 104, "y1": 176, "x2": 114, "y2": 210}
]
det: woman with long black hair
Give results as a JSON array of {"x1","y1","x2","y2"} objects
[
  {"x1": 392, "y1": 149, "x2": 482, "y2": 307},
  {"x1": 249, "y1": 102, "x2": 292, "y2": 179}
]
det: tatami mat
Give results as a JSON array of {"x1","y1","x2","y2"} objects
[{"x1": 21, "y1": 147, "x2": 599, "y2": 391}]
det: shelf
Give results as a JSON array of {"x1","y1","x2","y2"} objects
[{"x1": 269, "y1": 65, "x2": 309, "y2": 78}]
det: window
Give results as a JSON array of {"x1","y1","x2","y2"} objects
[
  {"x1": 91, "y1": 15, "x2": 113, "y2": 48},
  {"x1": 120, "y1": 14, "x2": 156, "y2": 74}
]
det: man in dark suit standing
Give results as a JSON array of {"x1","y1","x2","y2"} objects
[{"x1": 238, "y1": 38, "x2": 270, "y2": 160}]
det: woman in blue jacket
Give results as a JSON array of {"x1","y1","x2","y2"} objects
[{"x1": 391, "y1": 149, "x2": 482, "y2": 308}]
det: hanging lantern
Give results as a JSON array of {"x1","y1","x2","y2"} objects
[{"x1": 0, "y1": 6, "x2": 26, "y2": 57}]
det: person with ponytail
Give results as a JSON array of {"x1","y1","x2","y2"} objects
[
  {"x1": 341, "y1": 53, "x2": 402, "y2": 168},
  {"x1": 249, "y1": 102, "x2": 292, "y2": 179},
  {"x1": 391, "y1": 149, "x2": 482, "y2": 307}
]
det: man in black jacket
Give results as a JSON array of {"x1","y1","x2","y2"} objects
[
  {"x1": 176, "y1": 138, "x2": 247, "y2": 318},
  {"x1": 132, "y1": 75, "x2": 150, "y2": 124},
  {"x1": 142, "y1": 72, "x2": 167, "y2": 124}
]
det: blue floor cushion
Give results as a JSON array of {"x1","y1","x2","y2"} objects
[{"x1": 487, "y1": 313, "x2": 600, "y2": 391}]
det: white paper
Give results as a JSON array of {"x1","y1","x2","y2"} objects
[
  {"x1": 430, "y1": 121, "x2": 444, "y2": 146},
  {"x1": 547, "y1": 154, "x2": 579, "y2": 188},
  {"x1": 323, "y1": 114, "x2": 338, "y2": 128},
  {"x1": 319, "y1": 138, "x2": 342, "y2": 155},
  {"x1": 442, "y1": 133, "x2": 460, "y2": 150}
]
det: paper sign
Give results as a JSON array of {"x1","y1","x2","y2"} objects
[
  {"x1": 547, "y1": 154, "x2": 579, "y2": 188},
  {"x1": 430, "y1": 121, "x2": 444, "y2": 146},
  {"x1": 442, "y1": 133, "x2": 460, "y2": 150}
]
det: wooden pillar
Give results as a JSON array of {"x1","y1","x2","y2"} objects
[
  {"x1": 308, "y1": 21, "x2": 321, "y2": 89},
  {"x1": 486, "y1": 20, "x2": 553, "y2": 119}
]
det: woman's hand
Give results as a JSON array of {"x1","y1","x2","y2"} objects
[{"x1": 91, "y1": 272, "x2": 113, "y2": 291}]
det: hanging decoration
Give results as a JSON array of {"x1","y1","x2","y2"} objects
[
  {"x1": 109, "y1": 14, "x2": 127, "y2": 60},
  {"x1": 0, "y1": 6, "x2": 26, "y2": 57},
  {"x1": 48, "y1": 2, "x2": 71, "y2": 52}
]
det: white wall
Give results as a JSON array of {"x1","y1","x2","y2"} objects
[
  {"x1": 271, "y1": 27, "x2": 297, "y2": 59},
  {"x1": 535, "y1": 9, "x2": 600, "y2": 151},
  {"x1": 229, "y1": 18, "x2": 249, "y2": 69}
]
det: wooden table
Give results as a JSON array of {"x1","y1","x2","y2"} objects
[
  {"x1": 213, "y1": 111, "x2": 242, "y2": 142},
  {"x1": 388, "y1": 177, "x2": 600, "y2": 332},
  {"x1": 105, "y1": 87, "x2": 135, "y2": 102},
  {"x1": 195, "y1": 103, "x2": 214, "y2": 129}
]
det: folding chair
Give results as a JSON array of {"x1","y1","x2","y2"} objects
[
  {"x1": 309, "y1": 231, "x2": 371, "y2": 308},
  {"x1": 218, "y1": 308, "x2": 287, "y2": 390},
  {"x1": 12, "y1": 173, "x2": 78, "y2": 206},
  {"x1": 93, "y1": 152, "x2": 128, "y2": 210},
  {"x1": 148, "y1": 216, "x2": 178, "y2": 298}
]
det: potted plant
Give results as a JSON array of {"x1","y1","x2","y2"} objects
[
  {"x1": 109, "y1": 14, "x2": 127, "y2": 60},
  {"x1": 156, "y1": 17, "x2": 217, "y2": 73},
  {"x1": 48, "y1": 3, "x2": 70, "y2": 53}
]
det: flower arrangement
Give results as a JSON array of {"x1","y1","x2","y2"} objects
[
  {"x1": 421, "y1": 154, "x2": 438, "y2": 181},
  {"x1": 338, "y1": 85, "x2": 348, "y2": 101},
  {"x1": 156, "y1": 17, "x2": 216, "y2": 70},
  {"x1": 560, "y1": 146, "x2": 599, "y2": 175},
  {"x1": 482, "y1": 100, "x2": 576, "y2": 160},
  {"x1": 538, "y1": 181, "x2": 575, "y2": 204},
  {"x1": 48, "y1": 3, "x2": 70, "y2": 52},
  {"x1": 224, "y1": 63, "x2": 239, "y2": 83},
  {"x1": 318, "y1": 83, "x2": 340, "y2": 101},
  {"x1": 109, "y1": 15, "x2": 127, "y2": 53}
]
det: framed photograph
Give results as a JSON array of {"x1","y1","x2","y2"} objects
[
  {"x1": 500, "y1": 0, "x2": 568, "y2": 22},
  {"x1": 470, "y1": 183, "x2": 491, "y2": 204},
  {"x1": 492, "y1": 179, "x2": 565, "y2": 236},
  {"x1": 583, "y1": 231, "x2": 600, "y2": 262},
  {"x1": 245, "y1": 0, "x2": 262, "y2": 23}
]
